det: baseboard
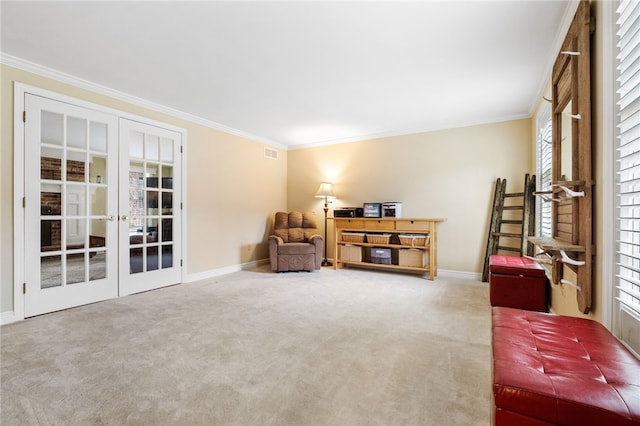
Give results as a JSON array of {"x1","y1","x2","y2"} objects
[
  {"x1": 1, "y1": 311, "x2": 16, "y2": 326},
  {"x1": 186, "y1": 262, "x2": 480, "y2": 283},
  {"x1": 438, "y1": 269, "x2": 482, "y2": 281},
  {"x1": 185, "y1": 259, "x2": 269, "y2": 283}
]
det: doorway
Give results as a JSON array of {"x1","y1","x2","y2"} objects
[{"x1": 20, "y1": 89, "x2": 183, "y2": 318}]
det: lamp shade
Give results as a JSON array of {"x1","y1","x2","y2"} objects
[{"x1": 315, "y1": 182, "x2": 336, "y2": 199}]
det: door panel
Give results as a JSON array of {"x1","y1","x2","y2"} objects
[
  {"x1": 25, "y1": 94, "x2": 119, "y2": 317},
  {"x1": 118, "y1": 119, "x2": 182, "y2": 296}
]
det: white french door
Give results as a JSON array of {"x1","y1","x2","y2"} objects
[
  {"x1": 24, "y1": 94, "x2": 119, "y2": 317},
  {"x1": 23, "y1": 93, "x2": 183, "y2": 317},
  {"x1": 118, "y1": 119, "x2": 182, "y2": 296}
]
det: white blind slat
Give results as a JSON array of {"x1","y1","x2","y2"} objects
[
  {"x1": 619, "y1": 82, "x2": 640, "y2": 111},
  {"x1": 617, "y1": 122, "x2": 639, "y2": 147},
  {"x1": 616, "y1": 284, "x2": 640, "y2": 303},
  {"x1": 618, "y1": 1, "x2": 640, "y2": 38}
]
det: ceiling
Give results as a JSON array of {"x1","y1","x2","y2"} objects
[{"x1": 1, "y1": 1, "x2": 576, "y2": 149}]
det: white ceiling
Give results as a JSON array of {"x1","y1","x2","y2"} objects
[{"x1": 1, "y1": 1, "x2": 576, "y2": 148}]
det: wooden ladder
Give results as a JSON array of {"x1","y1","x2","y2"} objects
[{"x1": 481, "y1": 174, "x2": 536, "y2": 282}]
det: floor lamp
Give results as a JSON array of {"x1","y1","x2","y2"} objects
[{"x1": 315, "y1": 182, "x2": 335, "y2": 267}]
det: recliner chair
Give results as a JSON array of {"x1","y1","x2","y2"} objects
[{"x1": 268, "y1": 211, "x2": 323, "y2": 272}]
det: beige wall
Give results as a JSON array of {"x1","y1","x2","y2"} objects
[
  {"x1": 1, "y1": 64, "x2": 288, "y2": 314},
  {"x1": 287, "y1": 119, "x2": 533, "y2": 274}
]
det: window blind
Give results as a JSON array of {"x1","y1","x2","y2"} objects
[
  {"x1": 536, "y1": 109, "x2": 552, "y2": 238},
  {"x1": 615, "y1": 0, "x2": 640, "y2": 355}
]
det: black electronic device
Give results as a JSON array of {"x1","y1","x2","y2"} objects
[{"x1": 333, "y1": 207, "x2": 363, "y2": 218}]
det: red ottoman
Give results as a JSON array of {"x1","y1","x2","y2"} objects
[
  {"x1": 492, "y1": 307, "x2": 640, "y2": 425},
  {"x1": 489, "y1": 255, "x2": 547, "y2": 312}
]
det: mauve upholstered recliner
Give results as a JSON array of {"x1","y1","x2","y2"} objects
[{"x1": 268, "y1": 211, "x2": 323, "y2": 272}]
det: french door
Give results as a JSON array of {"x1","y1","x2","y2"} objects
[
  {"x1": 24, "y1": 95, "x2": 119, "y2": 317},
  {"x1": 23, "y1": 93, "x2": 182, "y2": 317},
  {"x1": 118, "y1": 119, "x2": 182, "y2": 296}
]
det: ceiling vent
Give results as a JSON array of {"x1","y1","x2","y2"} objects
[{"x1": 264, "y1": 147, "x2": 278, "y2": 160}]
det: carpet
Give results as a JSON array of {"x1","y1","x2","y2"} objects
[{"x1": 1, "y1": 266, "x2": 491, "y2": 425}]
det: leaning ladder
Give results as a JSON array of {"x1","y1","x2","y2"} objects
[{"x1": 481, "y1": 174, "x2": 536, "y2": 282}]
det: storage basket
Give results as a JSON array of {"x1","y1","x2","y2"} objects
[
  {"x1": 341, "y1": 232, "x2": 365, "y2": 243},
  {"x1": 370, "y1": 247, "x2": 392, "y2": 264},
  {"x1": 399, "y1": 249, "x2": 426, "y2": 268},
  {"x1": 399, "y1": 233, "x2": 429, "y2": 247},
  {"x1": 340, "y1": 244, "x2": 363, "y2": 262},
  {"x1": 366, "y1": 233, "x2": 391, "y2": 244}
]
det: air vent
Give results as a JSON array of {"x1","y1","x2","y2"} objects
[{"x1": 264, "y1": 147, "x2": 278, "y2": 160}]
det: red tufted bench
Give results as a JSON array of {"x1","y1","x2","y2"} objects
[{"x1": 492, "y1": 307, "x2": 640, "y2": 425}]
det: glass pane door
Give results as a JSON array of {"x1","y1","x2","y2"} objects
[
  {"x1": 119, "y1": 119, "x2": 181, "y2": 296},
  {"x1": 25, "y1": 94, "x2": 118, "y2": 317}
]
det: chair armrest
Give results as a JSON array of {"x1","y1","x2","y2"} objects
[
  {"x1": 269, "y1": 235, "x2": 284, "y2": 246},
  {"x1": 309, "y1": 234, "x2": 324, "y2": 269},
  {"x1": 268, "y1": 235, "x2": 284, "y2": 272},
  {"x1": 308, "y1": 234, "x2": 323, "y2": 246}
]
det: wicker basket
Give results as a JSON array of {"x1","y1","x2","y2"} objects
[
  {"x1": 341, "y1": 232, "x2": 365, "y2": 243},
  {"x1": 366, "y1": 233, "x2": 392, "y2": 244},
  {"x1": 399, "y1": 234, "x2": 429, "y2": 247}
]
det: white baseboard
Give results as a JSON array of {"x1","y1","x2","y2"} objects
[
  {"x1": 186, "y1": 261, "x2": 481, "y2": 283},
  {"x1": 185, "y1": 259, "x2": 269, "y2": 283},
  {"x1": 1, "y1": 311, "x2": 16, "y2": 326},
  {"x1": 438, "y1": 269, "x2": 482, "y2": 281}
]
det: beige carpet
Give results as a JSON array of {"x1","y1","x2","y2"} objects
[{"x1": 1, "y1": 266, "x2": 491, "y2": 425}]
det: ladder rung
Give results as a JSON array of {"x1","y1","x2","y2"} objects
[
  {"x1": 493, "y1": 232, "x2": 522, "y2": 238},
  {"x1": 497, "y1": 246, "x2": 521, "y2": 252},
  {"x1": 501, "y1": 220, "x2": 523, "y2": 224},
  {"x1": 505, "y1": 192, "x2": 525, "y2": 197},
  {"x1": 503, "y1": 206, "x2": 523, "y2": 210}
]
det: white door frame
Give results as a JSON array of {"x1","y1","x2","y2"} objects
[{"x1": 13, "y1": 82, "x2": 188, "y2": 321}]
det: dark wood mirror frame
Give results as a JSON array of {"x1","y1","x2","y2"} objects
[{"x1": 529, "y1": 0, "x2": 594, "y2": 313}]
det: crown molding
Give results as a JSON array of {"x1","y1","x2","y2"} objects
[
  {"x1": 0, "y1": 52, "x2": 287, "y2": 150},
  {"x1": 287, "y1": 112, "x2": 531, "y2": 150}
]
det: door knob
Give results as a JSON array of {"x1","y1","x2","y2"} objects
[
  {"x1": 107, "y1": 215, "x2": 116, "y2": 222},
  {"x1": 120, "y1": 215, "x2": 129, "y2": 221}
]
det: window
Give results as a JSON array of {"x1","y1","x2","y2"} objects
[
  {"x1": 536, "y1": 104, "x2": 552, "y2": 238},
  {"x1": 614, "y1": 0, "x2": 640, "y2": 355}
]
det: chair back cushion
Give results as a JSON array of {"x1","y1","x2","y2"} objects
[{"x1": 274, "y1": 211, "x2": 318, "y2": 243}]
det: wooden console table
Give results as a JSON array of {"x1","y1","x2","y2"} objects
[{"x1": 331, "y1": 218, "x2": 444, "y2": 280}]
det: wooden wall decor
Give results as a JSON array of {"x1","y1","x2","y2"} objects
[{"x1": 529, "y1": 0, "x2": 594, "y2": 313}]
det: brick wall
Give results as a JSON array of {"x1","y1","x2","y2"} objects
[
  {"x1": 39, "y1": 156, "x2": 86, "y2": 250},
  {"x1": 41, "y1": 156, "x2": 84, "y2": 181},
  {"x1": 41, "y1": 192, "x2": 61, "y2": 250}
]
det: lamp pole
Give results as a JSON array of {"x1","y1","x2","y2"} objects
[
  {"x1": 322, "y1": 196, "x2": 331, "y2": 266},
  {"x1": 315, "y1": 182, "x2": 335, "y2": 267}
]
